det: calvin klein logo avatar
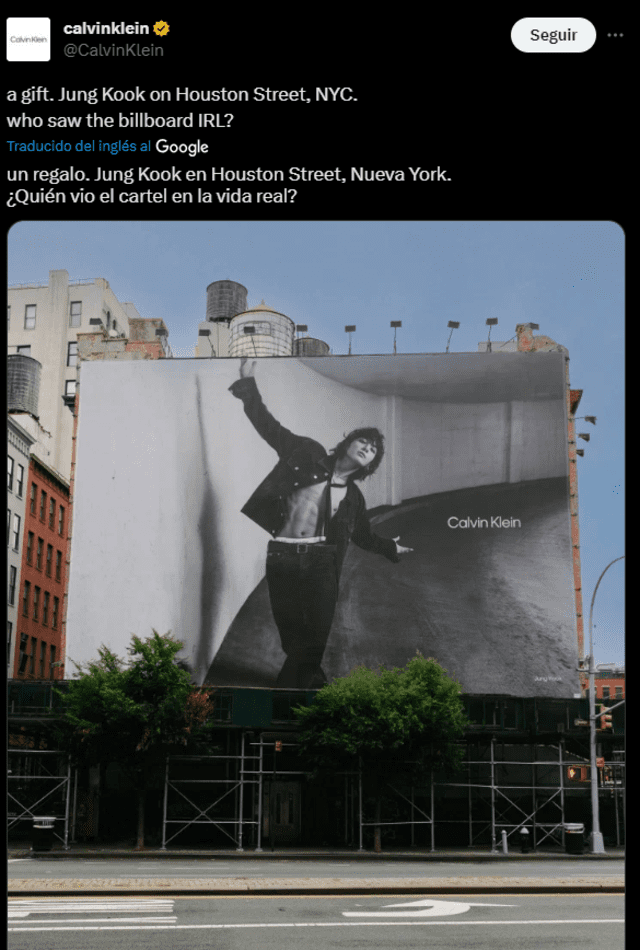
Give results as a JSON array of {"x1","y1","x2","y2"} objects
[{"x1": 447, "y1": 516, "x2": 522, "y2": 528}]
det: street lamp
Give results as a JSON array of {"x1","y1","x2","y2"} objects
[
  {"x1": 587, "y1": 555, "x2": 625, "y2": 853},
  {"x1": 446, "y1": 321, "x2": 460, "y2": 353},
  {"x1": 485, "y1": 318, "x2": 498, "y2": 352},
  {"x1": 345, "y1": 325, "x2": 356, "y2": 355},
  {"x1": 390, "y1": 321, "x2": 402, "y2": 354},
  {"x1": 243, "y1": 325, "x2": 259, "y2": 358}
]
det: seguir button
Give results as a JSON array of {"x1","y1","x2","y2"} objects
[{"x1": 511, "y1": 18, "x2": 596, "y2": 52}]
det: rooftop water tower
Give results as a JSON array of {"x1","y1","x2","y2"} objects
[
  {"x1": 229, "y1": 301, "x2": 295, "y2": 357},
  {"x1": 206, "y1": 280, "x2": 248, "y2": 324},
  {"x1": 197, "y1": 280, "x2": 249, "y2": 357},
  {"x1": 7, "y1": 354, "x2": 42, "y2": 419}
]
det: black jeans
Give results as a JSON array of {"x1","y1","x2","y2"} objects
[{"x1": 266, "y1": 542, "x2": 339, "y2": 689}]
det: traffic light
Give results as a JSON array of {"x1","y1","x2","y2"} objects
[
  {"x1": 566, "y1": 765, "x2": 589, "y2": 782},
  {"x1": 596, "y1": 704, "x2": 613, "y2": 730}
]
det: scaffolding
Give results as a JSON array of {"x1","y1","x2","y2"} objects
[
  {"x1": 7, "y1": 749, "x2": 72, "y2": 849},
  {"x1": 352, "y1": 738, "x2": 625, "y2": 851},
  {"x1": 161, "y1": 732, "x2": 258, "y2": 850},
  {"x1": 160, "y1": 731, "x2": 310, "y2": 851}
]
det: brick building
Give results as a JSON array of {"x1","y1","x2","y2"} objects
[
  {"x1": 13, "y1": 455, "x2": 70, "y2": 680},
  {"x1": 7, "y1": 416, "x2": 34, "y2": 676},
  {"x1": 593, "y1": 664, "x2": 625, "y2": 701}
]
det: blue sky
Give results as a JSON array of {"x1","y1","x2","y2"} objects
[{"x1": 8, "y1": 220, "x2": 625, "y2": 665}]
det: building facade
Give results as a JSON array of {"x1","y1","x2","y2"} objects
[
  {"x1": 8, "y1": 269, "x2": 144, "y2": 481},
  {"x1": 12, "y1": 455, "x2": 70, "y2": 680},
  {"x1": 7, "y1": 417, "x2": 34, "y2": 677},
  {"x1": 593, "y1": 664, "x2": 625, "y2": 701}
]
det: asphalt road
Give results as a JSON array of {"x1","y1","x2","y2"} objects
[{"x1": 8, "y1": 893, "x2": 624, "y2": 949}]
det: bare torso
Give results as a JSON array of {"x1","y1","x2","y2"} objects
[{"x1": 278, "y1": 481, "x2": 348, "y2": 539}]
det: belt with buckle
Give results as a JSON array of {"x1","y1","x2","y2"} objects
[{"x1": 269, "y1": 541, "x2": 335, "y2": 556}]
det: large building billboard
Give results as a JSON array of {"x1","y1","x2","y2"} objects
[{"x1": 67, "y1": 353, "x2": 580, "y2": 697}]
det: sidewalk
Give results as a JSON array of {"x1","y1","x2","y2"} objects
[
  {"x1": 9, "y1": 842, "x2": 624, "y2": 896},
  {"x1": 9, "y1": 840, "x2": 625, "y2": 860}
]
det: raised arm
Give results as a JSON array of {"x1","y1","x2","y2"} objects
[{"x1": 229, "y1": 360, "x2": 315, "y2": 459}]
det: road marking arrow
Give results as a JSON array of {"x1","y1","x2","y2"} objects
[{"x1": 343, "y1": 898, "x2": 516, "y2": 918}]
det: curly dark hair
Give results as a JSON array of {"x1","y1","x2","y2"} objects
[{"x1": 331, "y1": 427, "x2": 385, "y2": 481}]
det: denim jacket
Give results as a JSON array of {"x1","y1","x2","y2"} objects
[{"x1": 229, "y1": 376, "x2": 399, "y2": 573}]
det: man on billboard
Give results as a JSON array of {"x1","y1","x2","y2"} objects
[{"x1": 230, "y1": 358, "x2": 413, "y2": 689}]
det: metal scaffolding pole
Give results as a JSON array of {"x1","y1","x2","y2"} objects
[
  {"x1": 410, "y1": 786, "x2": 415, "y2": 848},
  {"x1": 490, "y1": 737, "x2": 497, "y2": 852},
  {"x1": 430, "y1": 770, "x2": 435, "y2": 852},
  {"x1": 255, "y1": 738, "x2": 264, "y2": 852},
  {"x1": 237, "y1": 731, "x2": 245, "y2": 852},
  {"x1": 358, "y1": 758, "x2": 364, "y2": 852},
  {"x1": 468, "y1": 750, "x2": 473, "y2": 847},
  {"x1": 559, "y1": 740, "x2": 566, "y2": 850},
  {"x1": 344, "y1": 775, "x2": 349, "y2": 847},
  {"x1": 62, "y1": 757, "x2": 71, "y2": 850},
  {"x1": 71, "y1": 766, "x2": 78, "y2": 843},
  {"x1": 160, "y1": 757, "x2": 169, "y2": 850},
  {"x1": 532, "y1": 742, "x2": 536, "y2": 846}
]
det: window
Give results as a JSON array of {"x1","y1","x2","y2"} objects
[
  {"x1": 8, "y1": 566, "x2": 17, "y2": 606},
  {"x1": 23, "y1": 581, "x2": 30, "y2": 617},
  {"x1": 615, "y1": 685, "x2": 623, "y2": 699},
  {"x1": 40, "y1": 490, "x2": 47, "y2": 522},
  {"x1": 52, "y1": 596, "x2": 59, "y2": 630},
  {"x1": 67, "y1": 341, "x2": 78, "y2": 367},
  {"x1": 29, "y1": 637, "x2": 37, "y2": 675},
  {"x1": 18, "y1": 633, "x2": 29, "y2": 674},
  {"x1": 46, "y1": 544, "x2": 52, "y2": 576},
  {"x1": 6, "y1": 509, "x2": 10, "y2": 546},
  {"x1": 64, "y1": 380, "x2": 76, "y2": 398},
  {"x1": 69, "y1": 301, "x2": 82, "y2": 327},
  {"x1": 30, "y1": 483, "x2": 37, "y2": 514},
  {"x1": 49, "y1": 644, "x2": 56, "y2": 678},
  {"x1": 36, "y1": 537, "x2": 43, "y2": 570},
  {"x1": 39, "y1": 641, "x2": 46, "y2": 678},
  {"x1": 24, "y1": 305, "x2": 36, "y2": 330},
  {"x1": 48, "y1": 497, "x2": 55, "y2": 528},
  {"x1": 7, "y1": 621, "x2": 12, "y2": 666},
  {"x1": 26, "y1": 532, "x2": 34, "y2": 564},
  {"x1": 42, "y1": 591, "x2": 50, "y2": 626},
  {"x1": 8, "y1": 455, "x2": 14, "y2": 491},
  {"x1": 33, "y1": 586, "x2": 40, "y2": 621},
  {"x1": 12, "y1": 513, "x2": 21, "y2": 551},
  {"x1": 58, "y1": 506, "x2": 65, "y2": 536},
  {"x1": 55, "y1": 550, "x2": 62, "y2": 582},
  {"x1": 16, "y1": 464, "x2": 24, "y2": 498},
  {"x1": 601, "y1": 686, "x2": 610, "y2": 699}
]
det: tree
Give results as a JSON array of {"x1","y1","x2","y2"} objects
[
  {"x1": 52, "y1": 631, "x2": 216, "y2": 849},
  {"x1": 294, "y1": 654, "x2": 469, "y2": 852}
]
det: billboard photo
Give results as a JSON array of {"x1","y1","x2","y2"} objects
[{"x1": 67, "y1": 352, "x2": 580, "y2": 697}]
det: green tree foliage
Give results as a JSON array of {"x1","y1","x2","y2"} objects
[
  {"x1": 52, "y1": 631, "x2": 216, "y2": 848},
  {"x1": 294, "y1": 654, "x2": 469, "y2": 851}
]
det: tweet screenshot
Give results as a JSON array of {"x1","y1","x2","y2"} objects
[{"x1": 7, "y1": 15, "x2": 625, "y2": 889}]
